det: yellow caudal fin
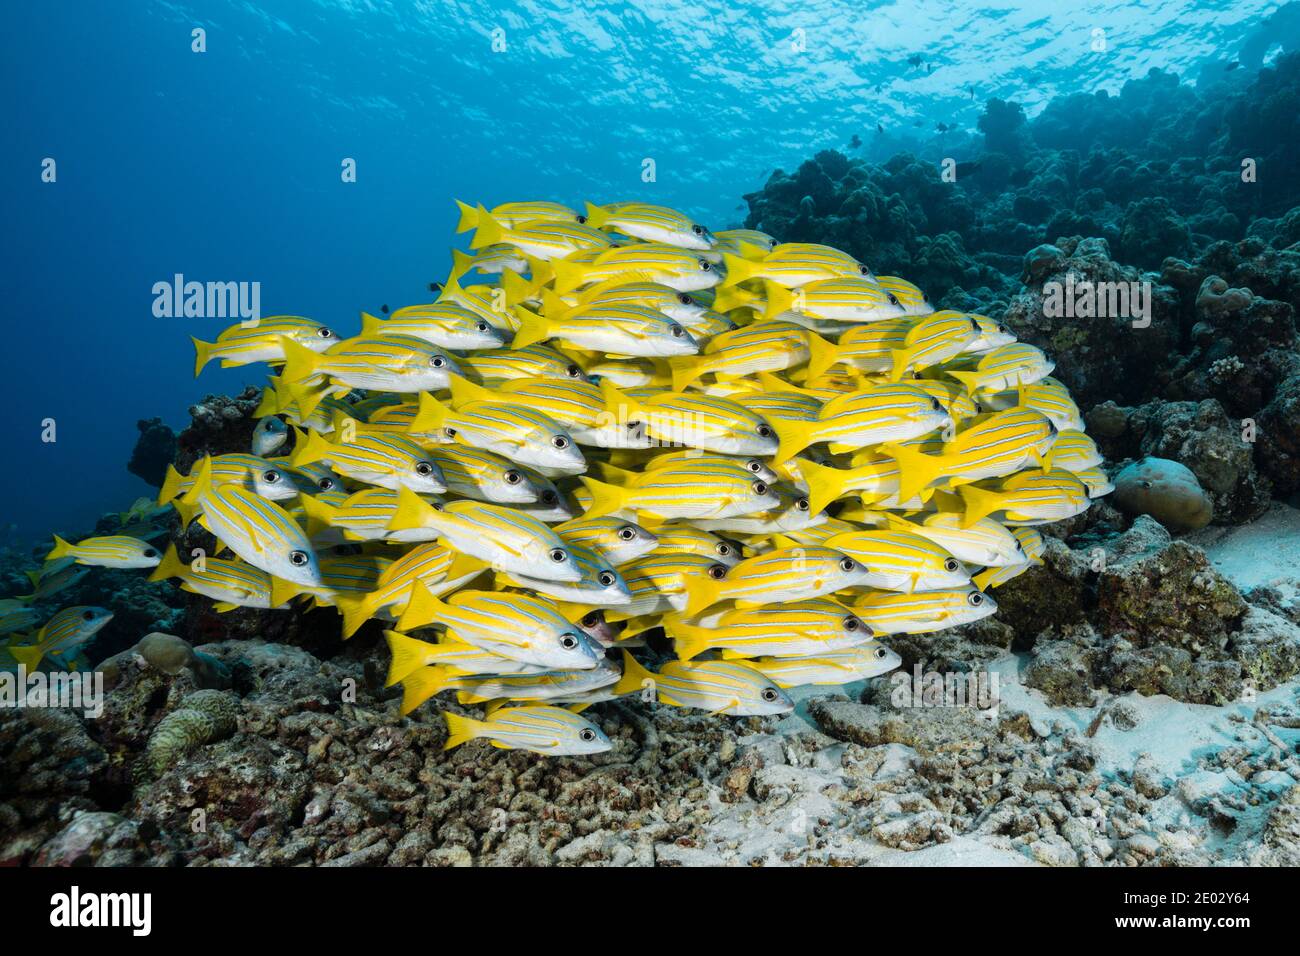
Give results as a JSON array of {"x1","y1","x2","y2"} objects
[
  {"x1": 298, "y1": 493, "x2": 340, "y2": 540},
  {"x1": 408, "y1": 391, "x2": 449, "y2": 435},
  {"x1": 524, "y1": 255, "x2": 554, "y2": 288},
  {"x1": 284, "y1": 381, "x2": 327, "y2": 421},
  {"x1": 278, "y1": 335, "x2": 323, "y2": 384},
  {"x1": 720, "y1": 252, "x2": 758, "y2": 288},
  {"x1": 538, "y1": 288, "x2": 572, "y2": 320},
  {"x1": 769, "y1": 416, "x2": 816, "y2": 466},
  {"x1": 46, "y1": 534, "x2": 73, "y2": 563},
  {"x1": 511, "y1": 306, "x2": 551, "y2": 350},
  {"x1": 499, "y1": 268, "x2": 533, "y2": 307},
  {"x1": 7, "y1": 641, "x2": 46, "y2": 670},
  {"x1": 396, "y1": 665, "x2": 452, "y2": 716},
  {"x1": 578, "y1": 477, "x2": 630, "y2": 519},
  {"x1": 880, "y1": 441, "x2": 948, "y2": 505},
  {"x1": 796, "y1": 459, "x2": 850, "y2": 517},
  {"x1": 612, "y1": 648, "x2": 654, "y2": 697},
  {"x1": 448, "y1": 248, "x2": 476, "y2": 284},
  {"x1": 591, "y1": 461, "x2": 637, "y2": 484},
  {"x1": 454, "y1": 199, "x2": 478, "y2": 234},
  {"x1": 387, "y1": 486, "x2": 441, "y2": 534},
  {"x1": 157, "y1": 464, "x2": 186, "y2": 504},
  {"x1": 147, "y1": 542, "x2": 187, "y2": 584},
  {"x1": 191, "y1": 338, "x2": 216, "y2": 377},
  {"x1": 888, "y1": 346, "x2": 917, "y2": 383},
  {"x1": 761, "y1": 280, "x2": 794, "y2": 321},
  {"x1": 289, "y1": 427, "x2": 334, "y2": 469},
  {"x1": 662, "y1": 617, "x2": 712, "y2": 661},
  {"x1": 668, "y1": 355, "x2": 707, "y2": 392},
  {"x1": 359, "y1": 311, "x2": 385, "y2": 336},
  {"x1": 957, "y1": 484, "x2": 1003, "y2": 529},
  {"x1": 469, "y1": 204, "x2": 505, "y2": 250},
  {"x1": 395, "y1": 579, "x2": 452, "y2": 631},
  {"x1": 549, "y1": 258, "x2": 588, "y2": 296},
  {"x1": 803, "y1": 332, "x2": 840, "y2": 381},
  {"x1": 446, "y1": 551, "x2": 489, "y2": 582},
  {"x1": 383, "y1": 629, "x2": 436, "y2": 687},
  {"x1": 178, "y1": 455, "x2": 214, "y2": 511},
  {"x1": 945, "y1": 369, "x2": 983, "y2": 395},
  {"x1": 269, "y1": 575, "x2": 303, "y2": 609},
  {"x1": 441, "y1": 708, "x2": 482, "y2": 747},
  {"x1": 252, "y1": 378, "x2": 283, "y2": 417},
  {"x1": 681, "y1": 575, "x2": 723, "y2": 618},
  {"x1": 335, "y1": 592, "x2": 378, "y2": 640},
  {"x1": 597, "y1": 378, "x2": 646, "y2": 421},
  {"x1": 447, "y1": 373, "x2": 497, "y2": 410},
  {"x1": 583, "y1": 201, "x2": 610, "y2": 229}
]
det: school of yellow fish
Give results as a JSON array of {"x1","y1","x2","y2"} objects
[{"x1": 10, "y1": 199, "x2": 1109, "y2": 757}]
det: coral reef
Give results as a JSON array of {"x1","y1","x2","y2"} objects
[{"x1": 126, "y1": 417, "x2": 178, "y2": 489}]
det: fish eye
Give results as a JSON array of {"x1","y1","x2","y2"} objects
[
  {"x1": 415, "y1": 461, "x2": 434, "y2": 476},
  {"x1": 973, "y1": 400, "x2": 985, "y2": 413},
  {"x1": 967, "y1": 591, "x2": 984, "y2": 606},
  {"x1": 669, "y1": 324, "x2": 684, "y2": 337},
  {"x1": 707, "y1": 564, "x2": 727, "y2": 580},
  {"x1": 289, "y1": 550, "x2": 309, "y2": 567},
  {"x1": 504, "y1": 470, "x2": 522, "y2": 485},
  {"x1": 678, "y1": 293, "x2": 693, "y2": 305},
  {"x1": 692, "y1": 224, "x2": 704, "y2": 235},
  {"x1": 757, "y1": 423, "x2": 774, "y2": 438},
  {"x1": 752, "y1": 480, "x2": 768, "y2": 495},
  {"x1": 317, "y1": 478, "x2": 335, "y2": 491},
  {"x1": 944, "y1": 557, "x2": 959, "y2": 572},
  {"x1": 796, "y1": 497, "x2": 810, "y2": 511},
  {"x1": 566, "y1": 365, "x2": 583, "y2": 378},
  {"x1": 264, "y1": 470, "x2": 280, "y2": 483},
  {"x1": 82, "y1": 610, "x2": 95, "y2": 621},
  {"x1": 626, "y1": 420, "x2": 642, "y2": 430},
  {"x1": 997, "y1": 324, "x2": 1008, "y2": 334},
  {"x1": 560, "y1": 633, "x2": 580, "y2": 650},
  {"x1": 476, "y1": 321, "x2": 490, "y2": 332},
  {"x1": 317, "y1": 327, "x2": 334, "y2": 338},
  {"x1": 445, "y1": 426, "x2": 458, "y2": 439},
  {"x1": 858, "y1": 264, "x2": 871, "y2": 275},
  {"x1": 716, "y1": 542, "x2": 731, "y2": 556},
  {"x1": 430, "y1": 355, "x2": 446, "y2": 368},
  {"x1": 930, "y1": 398, "x2": 942, "y2": 411},
  {"x1": 887, "y1": 292, "x2": 900, "y2": 306},
  {"x1": 844, "y1": 616, "x2": 859, "y2": 631},
  {"x1": 540, "y1": 489, "x2": 558, "y2": 505},
  {"x1": 579, "y1": 728, "x2": 596, "y2": 742},
  {"x1": 761, "y1": 687, "x2": 779, "y2": 702},
  {"x1": 143, "y1": 548, "x2": 158, "y2": 558},
  {"x1": 576, "y1": 215, "x2": 588, "y2": 225},
  {"x1": 549, "y1": 548, "x2": 568, "y2": 563},
  {"x1": 617, "y1": 526, "x2": 636, "y2": 541},
  {"x1": 1140, "y1": 479, "x2": 1152, "y2": 489},
  {"x1": 698, "y1": 258, "x2": 711, "y2": 271},
  {"x1": 551, "y1": 435, "x2": 570, "y2": 449},
  {"x1": 598, "y1": 571, "x2": 616, "y2": 586},
  {"x1": 839, "y1": 557, "x2": 857, "y2": 572},
  {"x1": 746, "y1": 460, "x2": 761, "y2": 472},
  {"x1": 874, "y1": 647, "x2": 888, "y2": 660},
  {"x1": 581, "y1": 612, "x2": 601, "y2": 628}
]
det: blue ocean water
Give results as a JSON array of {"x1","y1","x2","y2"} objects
[{"x1": 2, "y1": 0, "x2": 1294, "y2": 545}]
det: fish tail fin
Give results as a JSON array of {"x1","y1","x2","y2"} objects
[
  {"x1": 284, "y1": 381, "x2": 326, "y2": 421},
  {"x1": 770, "y1": 417, "x2": 816, "y2": 466},
  {"x1": 796, "y1": 459, "x2": 851, "y2": 516},
  {"x1": 946, "y1": 369, "x2": 982, "y2": 395},
  {"x1": 524, "y1": 255, "x2": 554, "y2": 289},
  {"x1": 359, "y1": 311, "x2": 384, "y2": 336},
  {"x1": 583, "y1": 201, "x2": 609, "y2": 229},
  {"x1": 612, "y1": 648, "x2": 653, "y2": 697},
  {"x1": 499, "y1": 268, "x2": 533, "y2": 307},
  {"x1": 761, "y1": 280, "x2": 794, "y2": 321},
  {"x1": 7, "y1": 641, "x2": 46, "y2": 670},
  {"x1": 971, "y1": 567, "x2": 995, "y2": 591},
  {"x1": 46, "y1": 534, "x2": 72, "y2": 562},
  {"x1": 550, "y1": 258, "x2": 587, "y2": 296},
  {"x1": 147, "y1": 542, "x2": 186, "y2": 583},
  {"x1": 298, "y1": 493, "x2": 340, "y2": 540},
  {"x1": 289, "y1": 428, "x2": 334, "y2": 469},
  {"x1": 803, "y1": 331, "x2": 840, "y2": 381},
  {"x1": 720, "y1": 252, "x2": 757, "y2": 288},
  {"x1": 383, "y1": 629, "x2": 434, "y2": 687},
  {"x1": 394, "y1": 665, "x2": 451, "y2": 716},
  {"x1": 957, "y1": 484, "x2": 1002, "y2": 529},
  {"x1": 157, "y1": 463, "x2": 185, "y2": 504},
  {"x1": 279, "y1": 335, "x2": 322, "y2": 384},
  {"x1": 880, "y1": 441, "x2": 947, "y2": 504},
  {"x1": 395, "y1": 579, "x2": 451, "y2": 631},
  {"x1": 178, "y1": 455, "x2": 213, "y2": 510},
  {"x1": 441, "y1": 708, "x2": 482, "y2": 746},
  {"x1": 252, "y1": 379, "x2": 283, "y2": 417},
  {"x1": 453, "y1": 199, "x2": 478, "y2": 234},
  {"x1": 668, "y1": 355, "x2": 707, "y2": 392},
  {"x1": 597, "y1": 378, "x2": 645, "y2": 419},
  {"x1": 511, "y1": 306, "x2": 551, "y2": 350},
  {"x1": 663, "y1": 617, "x2": 712, "y2": 661},
  {"x1": 387, "y1": 486, "x2": 441, "y2": 534},
  {"x1": 578, "y1": 477, "x2": 630, "y2": 520},
  {"x1": 269, "y1": 575, "x2": 303, "y2": 609},
  {"x1": 448, "y1": 247, "x2": 476, "y2": 284},
  {"x1": 888, "y1": 346, "x2": 916, "y2": 383},
  {"x1": 408, "y1": 391, "x2": 449, "y2": 435},
  {"x1": 681, "y1": 575, "x2": 723, "y2": 618},
  {"x1": 538, "y1": 288, "x2": 572, "y2": 320},
  {"x1": 469, "y1": 205, "x2": 504, "y2": 250},
  {"x1": 335, "y1": 592, "x2": 378, "y2": 640},
  {"x1": 191, "y1": 338, "x2": 215, "y2": 377}
]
